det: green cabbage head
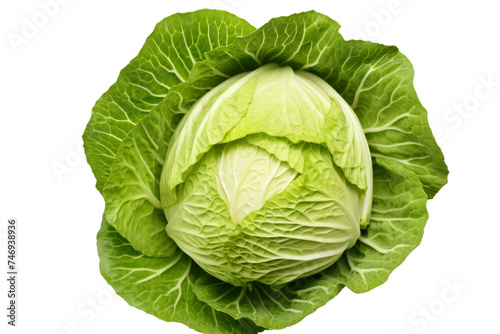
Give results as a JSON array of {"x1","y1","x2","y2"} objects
[
  {"x1": 161, "y1": 64, "x2": 373, "y2": 288},
  {"x1": 83, "y1": 9, "x2": 448, "y2": 334}
]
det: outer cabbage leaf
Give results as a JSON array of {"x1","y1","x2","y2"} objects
[
  {"x1": 83, "y1": 10, "x2": 255, "y2": 192},
  {"x1": 97, "y1": 217, "x2": 263, "y2": 334},
  {"x1": 194, "y1": 273, "x2": 344, "y2": 330},
  {"x1": 103, "y1": 109, "x2": 179, "y2": 257}
]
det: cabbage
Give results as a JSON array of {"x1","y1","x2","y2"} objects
[{"x1": 83, "y1": 9, "x2": 448, "y2": 334}]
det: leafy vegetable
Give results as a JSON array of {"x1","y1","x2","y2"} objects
[{"x1": 84, "y1": 9, "x2": 447, "y2": 334}]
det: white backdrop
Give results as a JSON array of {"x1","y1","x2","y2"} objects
[{"x1": 1, "y1": 0, "x2": 499, "y2": 333}]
